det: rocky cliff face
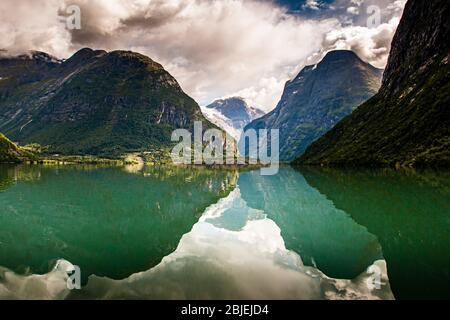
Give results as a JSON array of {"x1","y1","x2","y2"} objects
[
  {"x1": 0, "y1": 48, "x2": 213, "y2": 156},
  {"x1": 298, "y1": 0, "x2": 450, "y2": 167},
  {"x1": 381, "y1": 0, "x2": 450, "y2": 97},
  {"x1": 202, "y1": 97, "x2": 265, "y2": 140},
  {"x1": 243, "y1": 50, "x2": 382, "y2": 161}
]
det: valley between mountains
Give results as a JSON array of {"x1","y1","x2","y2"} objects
[{"x1": 0, "y1": 0, "x2": 448, "y2": 168}]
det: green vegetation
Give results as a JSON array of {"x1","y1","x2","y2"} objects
[
  {"x1": 297, "y1": 1, "x2": 450, "y2": 168},
  {"x1": 0, "y1": 49, "x2": 215, "y2": 158},
  {"x1": 297, "y1": 52, "x2": 450, "y2": 168},
  {"x1": 0, "y1": 133, "x2": 19, "y2": 162},
  {"x1": 0, "y1": 137, "x2": 124, "y2": 165},
  {"x1": 244, "y1": 50, "x2": 383, "y2": 161},
  {"x1": 33, "y1": 155, "x2": 123, "y2": 166},
  {"x1": 0, "y1": 133, "x2": 35, "y2": 163}
]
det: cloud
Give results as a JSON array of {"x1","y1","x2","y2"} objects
[
  {"x1": 63, "y1": 0, "x2": 343, "y2": 110},
  {"x1": 350, "y1": 0, "x2": 365, "y2": 6},
  {"x1": 0, "y1": 0, "x2": 71, "y2": 56},
  {"x1": 347, "y1": 6, "x2": 360, "y2": 15},
  {"x1": 302, "y1": 0, "x2": 323, "y2": 11},
  {"x1": 318, "y1": 16, "x2": 401, "y2": 68},
  {"x1": 0, "y1": 0, "x2": 406, "y2": 111}
]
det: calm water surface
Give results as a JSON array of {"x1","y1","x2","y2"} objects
[{"x1": 0, "y1": 165, "x2": 448, "y2": 299}]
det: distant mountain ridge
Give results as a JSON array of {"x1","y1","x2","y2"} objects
[
  {"x1": 297, "y1": 0, "x2": 450, "y2": 167},
  {"x1": 202, "y1": 97, "x2": 265, "y2": 140},
  {"x1": 0, "y1": 48, "x2": 215, "y2": 156},
  {"x1": 244, "y1": 50, "x2": 383, "y2": 161}
]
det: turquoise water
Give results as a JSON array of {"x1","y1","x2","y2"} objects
[
  {"x1": 0, "y1": 165, "x2": 236, "y2": 282},
  {"x1": 301, "y1": 167, "x2": 450, "y2": 300},
  {"x1": 0, "y1": 165, "x2": 448, "y2": 299}
]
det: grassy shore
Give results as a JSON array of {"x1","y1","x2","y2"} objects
[{"x1": 26, "y1": 155, "x2": 124, "y2": 166}]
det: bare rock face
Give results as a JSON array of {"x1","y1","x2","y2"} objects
[
  {"x1": 244, "y1": 50, "x2": 382, "y2": 161},
  {"x1": 381, "y1": 0, "x2": 450, "y2": 96},
  {"x1": 0, "y1": 48, "x2": 212, "y2": 156},
  {"x1": 298, "y1": 0, "x2": 450, "y2": 167},
  {"x1": 202, "y1": 97, "x2": 265, "y2": 140}
]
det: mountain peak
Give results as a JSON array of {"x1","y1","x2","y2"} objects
[
  {"x1": 0, "y1": 48, "x2": 212, "y2": 156},
  {"x1": 207, "y1": 96, "x2": 247, "y2": 108},
  {"x1": 202, "y1": 97, "x2": 265, "y2": 140},
  {"x1": 291, "y1": 50, "x2": 376, "y2": 85},
  {"x1": 321, "y1": 50, "x2": 360, "y2": 62},
  {"x1": 298, "y1": 0, "x2": 450, "y2": 167},
  {"x1": 106, "y1": 50, "x2": 164, "y2": 71},
  {"x1": 244, "y1": 49, "x2": 383, "y2": 161},
  {"x1": 30, "y1": 51, "x2": 62, "y2": 64},
  {"x1": 0, "y1": 50, "x2": 61, "y2": 64},
  {"x1": 314, "y1": 50, "x2": 368, "y2": 71},
  {"x1": 64, "y1": 48, "x2": 107, "y2": 66},
  {"x1": 206, "y1": 97, "x2": 264, "y2": 119}
]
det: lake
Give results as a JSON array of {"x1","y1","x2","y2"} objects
[{"x1": 0, "y1": 165, "x2": 448, "y2": 299}]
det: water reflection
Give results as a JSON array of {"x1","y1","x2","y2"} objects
[
  {"x1": 0, "y1": 167, "x2": 394, "y2": 300},
  {"x1": 1, "y1": 165, "x2": 445, "y2": 299},
  {"x1": 239, "y1": 168, "x2": 383, "y2": 280},
  {"x1": 0, "y1": 165, "x2": 236, "y2": 282},
  {"x1": 0, "y1": 165, "x2": 15, "y2": 192},
  {"x1": 0, "y1": 165, "x2": 42, "y2": 191},
  {"x1": 301, "y1": 167, "x2": 450, "y2": 300},
  {"x1": 69, "y1": 187, "x2": 393, "y2": 300}
]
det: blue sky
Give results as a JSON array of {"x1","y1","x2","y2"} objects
[
  {"x1": 271, "y1": 0, "x2": 404, "y2": 26},
  {"x1": 274, "y1": 0, "x2": 336, "y2": 12}
]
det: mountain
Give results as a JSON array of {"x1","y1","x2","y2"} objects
[
  {"x1": 243, "y1": 50, "x2": 383, "y2": 161},
  {"x1": 201, "y1": 97, "x2": 265, "y2": 140},
  {"x1": 0, "y1": 48, "x2": 215, "y2": 156},
  {"x1": 0, "y1": 133, "x2": 27, "y2": 162},
  {"x1": 297, "y1": 0, "x2": 450, "y2": 167}
]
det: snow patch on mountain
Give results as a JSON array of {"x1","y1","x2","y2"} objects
[{"x1": 201, "y1": 97, "x2": 265, "y2": 140}]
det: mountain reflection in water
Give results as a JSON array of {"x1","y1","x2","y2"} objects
[{"x1": 1, "y1": 165, "x2": 446, "y2": 299}]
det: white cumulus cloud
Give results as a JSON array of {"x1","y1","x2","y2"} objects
[{"x1": 0, "y1": 0, "x2": 406, "y2": 111}]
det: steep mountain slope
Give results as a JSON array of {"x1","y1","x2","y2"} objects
[
  {"x1": 201, "y1": 97, "x2": 264, "y2": 140},
  {"x1": 0, "y1": 48, "x2": 213, "y2": 156},
  {"x1": 243, "y1": 50, "x2": 382, "y2": 161},
  {"x1": 298, "y1": 0, "x2": 450, "y2": 167}
]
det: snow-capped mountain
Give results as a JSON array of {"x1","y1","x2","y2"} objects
[{"x1": 201, "y1": 97, "x2": 265, "y2": 140}]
